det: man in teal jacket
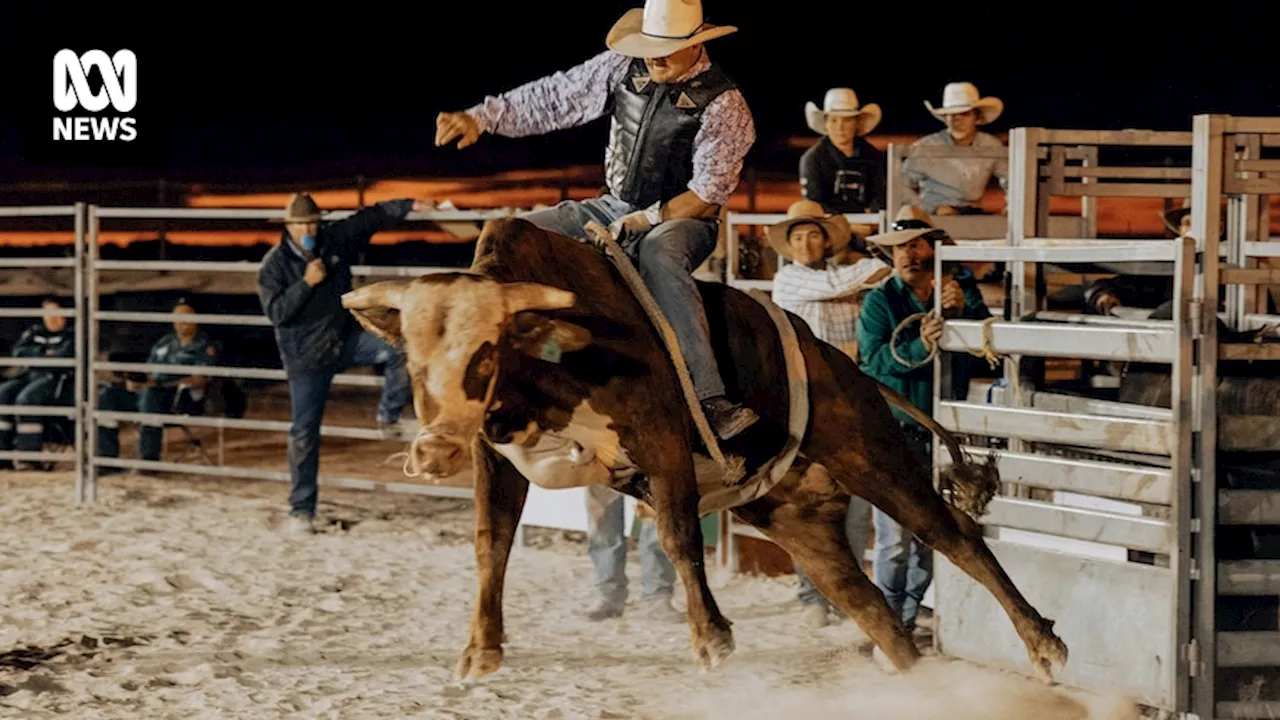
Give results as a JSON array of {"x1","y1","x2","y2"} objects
[{"x1": 856, "y1": 211, "x2": 990, "y2": 633}]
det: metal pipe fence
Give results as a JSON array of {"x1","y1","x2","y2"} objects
[
  {"x1": 0, "y1": 204, "x2": 86, "y2": 499},
  {"x1": 73, "y1": 204, "x2": 510, "y2": 505}
]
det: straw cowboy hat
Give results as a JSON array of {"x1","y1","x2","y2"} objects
[
  {"x1": 925, "y1": 82, "x2": 1003, "y2": 125},
  {"x1": 804, "y1": 88, "x2": 882, "y2": 137},
  {"x1": 275, "y1": 192, "x2": 322, "y2": 224},
  {"x1": 765, "y1": 200, "x2": 853, "y2": 262},
  {"x1": 606, "y1": 0, "x2": 737, "y2": 59},
  {"x1": 864, "y1": 205, "x2": 956, "y2": 250}
]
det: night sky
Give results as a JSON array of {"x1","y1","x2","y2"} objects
[{"x1": 1, "y1": 3, "x2": 1275, "y2": 185}]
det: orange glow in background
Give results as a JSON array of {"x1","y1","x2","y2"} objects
[{"x1": 2, "y1": 136, "x2": 1277, "y2": 248}]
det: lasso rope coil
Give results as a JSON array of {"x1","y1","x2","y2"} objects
[{"x1": 890, "y1": 312, "x2": 1004, "y2": 372}]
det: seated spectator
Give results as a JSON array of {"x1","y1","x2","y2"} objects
[
  {"x1": 768, "y1": 199, "x2": 889, "y2": 627},
  {"x1": 799, "y1": 88, "x2": 886, "y2": 239},
  {"x1": 0, "y1": 297, "x2": 75, "y2": 469},
  {"x1": 902, "y1": 82, "x2": 1008, "y2": 216},
  {"x1": 97, "y1": 300, "x2": 217, "y2": 469}
]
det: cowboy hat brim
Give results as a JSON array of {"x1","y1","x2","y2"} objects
[
  {"x1": 925, "y1": 96, "x2": 1003, "y2": 125},
  {"x1": 765, "y1": 214, "x2": 853, "y2": 263},
  {"x1": 804, "y1": 101, "x2": 882, "y2": 137},
  {"x1": 864, "y1": 227, "x2": 957, "y2": 248},
  {"x1": 606, "y1": 8, "x2": 737, "y2": 58},
  {"x1": 1161, "y1": 206, "x2": 1191, "y2": 236}
]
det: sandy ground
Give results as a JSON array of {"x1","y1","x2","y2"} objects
[{"x1": 0, "y1": 463, "x2": 1149, "y2": 720}]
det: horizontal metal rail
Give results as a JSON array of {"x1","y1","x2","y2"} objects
[
  {"x1": 0, "y1": 308, "x2": 78, "y2": 318},
  {"x1": 1027, "y1": 392, "x2": 1175, "y2": 422},
  {"x1": 93, "y1": 362, "x2": 386, "y2": 387},
  {"x1": 1037, "y1": 129, "x2": 1194, "y2": 146},
  {"x1": 981, "y1": 496, "x2": 1172, "y2": 554},
  {"x1": 0, "y1": 450, "x2": 76, "y2": 462},
  {"x1": 940, "y1": 320, "x2": 1175, "y2": 363},
  {"x1": 955, "y1": 446, "x2": 1173, "y2": 505},
  {"x1": 1218, "y1": 560, "x2": 1280, "y2": 596},
  {"x1": 939, "y1": 241, "x2": 1179, "y2": 263},
  {"x1": 0, "y1": 206, "x2": 79, "y2": 217},
  {"x1": 0, "y1": 258, "x2": 77, "y2": 268},
  {"x1": 0, "y1": 405, "x2": 77, "y2": 418},
  {"x1": 1242, "y1": 241, "x2": 1280, "y2": 257},
  {"x1": 1031, "y1": 311, "x2": 1172, "y2": 329},
  {"x1": 726, "y1": 212, "x2": 883, "y2": 226},
  {"x1": 92, "y1": 456, "x2": 474, "y2": 500},
  {"x1": 91, "y1": 259, "x2": 462, "y2": 278},
  {"x1": 1217, "y1": 632, "x2": 1280, "y2": 667},
  {"x1": 95, "y1": 311, "x2": 274, "y2": 327},
  {"x1": 1218, "y1": 489, "x2": 1280, "y2": 525},
  {"x1": 90, "y1": 207, "x2": 520, "y2": 221},
  {"x1": 937, "y1": 401, "x2": 1173, "y2": 456},
  {"x1": 95, "y1": 410, "x2": 413, "y2": 442},
  {"x1": 0, "y1": 357, "x2": 76, "y2": 368}
]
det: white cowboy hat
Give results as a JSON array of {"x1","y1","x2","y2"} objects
[
  {"x1": 925, "y1": 82, "x2": 1003, "y2": 125},
  {"x1": 864, "y1": 205, "x2": 955, "y2": 250},
  {"x1": 804, "y1": 88, "x2": 882, "y2": 137},
  {"x1": 606, "y1": 0, "x2": 738, "y2": 59},
  {"x1": 764, "y1": 199, "x2": 853, "y2": 262}
]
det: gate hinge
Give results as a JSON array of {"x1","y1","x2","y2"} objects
[
  {"x1": 1190, "y1": 517, "x2": 1202, "y2": 534},
  {"x1": 1189, "y1": 557, "x2": 1200, "y2": 581},
  {"x1": 1188, "y1": 299, "x2": 1204, "y2": 338},
  {"x1": 1184, "y1": 639, "x2": 1200, "y2": 677}
]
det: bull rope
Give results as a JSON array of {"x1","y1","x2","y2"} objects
[{"x1": 583, "y1": 220, "x2": 745, "y2": 486}]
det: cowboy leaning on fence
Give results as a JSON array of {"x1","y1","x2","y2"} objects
[{"x1": 855, "y1": 209, "x2": 990, "y2": 634}]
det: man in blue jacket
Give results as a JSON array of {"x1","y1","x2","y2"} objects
[{"x1": 258, "y1": 192, "x2": 430, "y2": 534}]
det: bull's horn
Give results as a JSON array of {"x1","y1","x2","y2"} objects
[
  {"x1": 502, "y1": 282, "x2": 577, "y2": 315},
  {"x1": 342, "y1": 280, "x2": 410, "y2": 310}
]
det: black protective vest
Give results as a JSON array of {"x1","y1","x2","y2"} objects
[{"x1": 605, "y1": 58, "x2": 737, "y2": 209}]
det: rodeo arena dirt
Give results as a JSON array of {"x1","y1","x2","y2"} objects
[{"x1": 4, "y1": 113, "x2": 1280, "y2": 720}]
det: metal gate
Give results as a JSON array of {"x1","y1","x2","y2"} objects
[{"x1": 929, "y1": 128, "x2": 1199, "y2": 712}]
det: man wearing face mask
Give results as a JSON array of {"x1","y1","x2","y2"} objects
[{"x1": 258, "y1": 192, "x2": 431, "y2": 535}]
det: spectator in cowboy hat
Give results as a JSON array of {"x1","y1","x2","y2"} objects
[
  {"x1": 767, "y1": 199, "x2": 887, "y2": 626},
  {"x1": 799, "y1": 88, "x2": 887, "y2": 229},
  {"x1": 258, "y1": 191, "x2": 433, "y2": 535},
  {"x1": 902, "y1": 82, "x2": 1009, "y2": 216},
  {"x1": 856, "y1": 207, "x2": 991, "y2": 634}
]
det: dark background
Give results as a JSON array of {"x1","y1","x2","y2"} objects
[{"x1": 1, "y1": 3, "x2": 1274, "y2": 185}]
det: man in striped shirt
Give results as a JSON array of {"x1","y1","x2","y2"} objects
[{"x1": 768, "y1": 200, "x2": 889, "y2": 626}]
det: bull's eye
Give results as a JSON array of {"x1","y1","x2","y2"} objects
[{"x1": 462, "y1": 341, "x2": 498, "y2": 400}]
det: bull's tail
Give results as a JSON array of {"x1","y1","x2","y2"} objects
[{"x1": 875, "y1": 382, "x2": 1000, "y2": 519}]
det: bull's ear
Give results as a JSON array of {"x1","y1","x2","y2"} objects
[
  {"x1": 351, "y1": 307, "x2": 404, "y2": 347},
  {"x1": 342, "y1": 280, "x2": 410, "y2": 347},
  {"x1": 507, "y1": 313, "x2": 593, "y2": 362},
  {"x1": 501, "y1": 282, "x2": 577, "y2": 315}
]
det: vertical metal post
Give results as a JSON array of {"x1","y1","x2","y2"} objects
[
  {"x1": 886, "y1": 143, "x2": 904, "y2": 217},
  {"x1": 72, "y1": 202, "x2": 86, "y2": 504},
  {"x1": 1170, "y1": 232, "x2": 1197, "y2": 716},
  {"x1": 1189, "y1": 113, "x2": 1225, "y2": 720},
  {"x1": 85, "y1": 206, "x2": 100, "y2": 504},
  {"x1": 724, "y1": 217, "x2": 739, "y2": 287}
]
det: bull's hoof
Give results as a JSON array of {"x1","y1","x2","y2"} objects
[
  {"x1": 1026, "y1": 618, "x2": 1069, "y2": 683},
  {"x1": 693, "y1": 624, "x2": 735, "y2": 673},
  {"x1": 454, "y1": 644, "x2": 504, "y2": 681}
]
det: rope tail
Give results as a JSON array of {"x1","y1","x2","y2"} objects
[{"x1": 874, "y1": 381, "x2": 1000, "y2": 519}]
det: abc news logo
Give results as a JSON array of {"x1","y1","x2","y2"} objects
[{"x1": 52, "y1": 48, "x2": 137, "y2": 142}]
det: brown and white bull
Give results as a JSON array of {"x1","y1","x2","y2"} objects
[{"x1": 340, "y1": 217, "x2": 1068, "y2": 681}]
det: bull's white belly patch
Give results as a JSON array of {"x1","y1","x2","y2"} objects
[{"x1": 489, "y1": 400, "x2": 637, "y2": 490}]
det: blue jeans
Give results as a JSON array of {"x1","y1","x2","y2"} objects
[
  {"x1": 585, "y1": 484, "x2": 675, "y2": 603},
  {"x1": 872, "y1": 422, "x2": 934, "y2": 630},
  {"x1": 97, "y1": 384, "x2": 202, "y2": 461},
  {"x1": 795, "y1": 493, "x2": 873, "y2": 606},
  {"x1": 286, "y1": 327, "x2": 410, "y2": 518},
  {"x1": 520, "y1": 196, "x2": 726, "y2": 401},
  {"x1": 0, "y1": 374, "x2": 74, "y2": 461}
]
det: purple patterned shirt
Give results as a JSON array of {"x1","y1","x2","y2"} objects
[{"x1": 465, "y1": 50, "x2": 755, "y2": 207}]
